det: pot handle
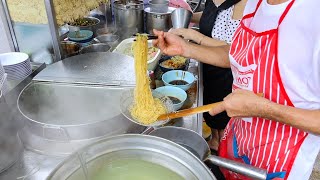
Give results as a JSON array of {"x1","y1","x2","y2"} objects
[{"x1": 205, "y1": 155, "x2": 267, "y2": 180}]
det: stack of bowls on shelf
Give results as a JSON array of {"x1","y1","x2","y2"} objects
[
  {"x1": 0, "y1": 52, "x2": 32, "y2": 82},
  {"x1": 0, "y1": 61, "x2": 8, "y2": 95}
]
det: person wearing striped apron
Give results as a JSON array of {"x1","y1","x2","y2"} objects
[{"x1": 153, "y1": 0, "x2": 320, "y2": 179}]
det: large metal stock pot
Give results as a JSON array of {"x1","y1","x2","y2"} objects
[
  {"x1": 113, "y1": 0, "x2": 144, "y2": 37},
  {"x1": 47, "y1": 134, "x2": 216, "y2": 180}
]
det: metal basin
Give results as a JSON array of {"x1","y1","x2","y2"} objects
[
  {"x1": 47, "y1": 134, "x2": 216, "y2": 180},
  {"x1": 17, "y1": 82, "x2": 145, "y2": 141}
]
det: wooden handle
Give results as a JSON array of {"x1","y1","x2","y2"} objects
[{"x1": 157, "y1": 93, "x2": 264, "y2": 121}]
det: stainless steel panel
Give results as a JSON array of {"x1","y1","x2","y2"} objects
[{"x1": 34, "y1": 52, "x2": 136, "y2": 86}]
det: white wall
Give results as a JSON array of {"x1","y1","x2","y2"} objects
[{"x1": 0, "y1": 8, "x2": 14, "y2": 53}]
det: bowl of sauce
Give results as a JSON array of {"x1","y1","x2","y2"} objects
[
  {"x1": 153, "y1": 86, "x2": 187, "y2": 111},
  {"x1": 162, "y1": 70, "x2": 196, "y2": 91}
]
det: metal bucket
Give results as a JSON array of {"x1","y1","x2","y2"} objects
[
  {"x1": 144, "y1": 7, "x2": 175, "y2": 34},
  {"x1": 0, "y1": 91, "x2": 23, "y2": 173},
  {"x1": 47, "y1": 134, "x2": 216, "y2": 180},
  {"x1": 149, "y1": 127, "x2": 268, "y2": 180},
  {"x1": 113, "y1": 0, "x2": 144, "y2": 37}
]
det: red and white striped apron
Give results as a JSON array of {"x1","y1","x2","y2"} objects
[{"x1": 218, "y1": 0, "x2": 309, "y2": 179}]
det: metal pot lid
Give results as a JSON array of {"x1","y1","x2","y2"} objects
[
  {"x1": 144, "y1": 7, "x2": 176, "y2": 14},
  {"x1": 33, "y1": 52, "x2": 135, "y2": 86},
  {"x1": 114, "y1": 0, "x2": 143, "y2": 9}
]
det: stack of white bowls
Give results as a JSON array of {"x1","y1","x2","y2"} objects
[
  {"x1": 0, "y1": 61, "x2": 8, "y2": 95},
  {"x1": 0, "y1": 52, "x2": 32, "y2": 81}
]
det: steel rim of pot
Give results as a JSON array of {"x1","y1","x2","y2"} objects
[
  {"x1": 47, "y1": 134, "x2": 216, "y2": 180},
  {"x1": 149, "y1": 126, "x2": 268, "y2": 180}
]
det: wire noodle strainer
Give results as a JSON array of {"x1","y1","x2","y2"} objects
[{"x1": 120, "y1": 89, "x2": 175, "y2": 127}]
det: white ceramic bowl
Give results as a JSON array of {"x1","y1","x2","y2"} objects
[{"x1": 113, "y1": 38, "x2": 161, "y2": 71}]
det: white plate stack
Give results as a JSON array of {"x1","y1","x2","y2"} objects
[{"x1": 0, "y1": 52, "x2": 32, "y2": 81}]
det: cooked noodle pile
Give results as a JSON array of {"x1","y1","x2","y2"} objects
[{"x1": 129, "y1": 35, "x2": 166, "y2": 125}]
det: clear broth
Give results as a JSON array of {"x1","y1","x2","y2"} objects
[{"x1": 92, "y1": 159, "x2": 184, "y2": 180}]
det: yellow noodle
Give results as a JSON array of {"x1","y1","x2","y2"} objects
[{"x1": 129, "y1": 35, "x2": 166, "y2": 125}]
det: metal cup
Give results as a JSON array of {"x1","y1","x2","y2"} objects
[{"x1": 171, "y1": 8, "x2": 192, "y2": 29}]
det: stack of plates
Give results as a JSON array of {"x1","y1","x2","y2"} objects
[
  {"x1": 0, "y1": 62, "x2": 8, "y2": 95},
  {"x1": 0, "y1": 52, "x2": 32, "y2": 80}
]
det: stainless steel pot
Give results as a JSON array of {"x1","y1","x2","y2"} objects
[
  {"x1": 149, "y1": 127, "x2": 268, "y2": 180},
  {"x1": 47, "y1": 134, "x2": 216, "y2": 180},
  {"x1": 145, "y1": 7, "x2": 175, "y2": 34},
  {"x1": 113, "y1": 0, "x2": 144, "y2": 37},
  {"x1": 0, "y1": 91, "x2": 23, "y2": 173}
]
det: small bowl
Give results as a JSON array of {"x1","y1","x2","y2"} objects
[
  {"x1": 60, "y1": 41, "x2": 80, "y2": 58},
  {"x1": 162, "y1": 70, "x2": 196, "y2": 91},
  {"x1": 96, "y1": 34, "x2": 120, "y2": 47},
  {"x1": 68, "y1": 30, "x2": 93, "y2": 43},
  {"x1": 80, "y1": 43, "x2": 111, "y2": 54},
  {"x1": 159, "y1": 55, "x2": 188, "y2": 73},
  {"x1": 153, "y1": 86, "x2": 187, "y2": 111}
]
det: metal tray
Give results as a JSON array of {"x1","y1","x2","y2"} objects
[
  {"x1": 17, "y1": 82, "x2": 145, "y2": 141},
  {"x1": 33, "y1": 52, "x2": 136, "y2": 86}
]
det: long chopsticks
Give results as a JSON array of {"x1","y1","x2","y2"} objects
[
  {"x1": 157, "y1": 93, "x2": 264, "y2": 121},
  {"x1": 132, "y1": 34, "x2": 158, "y2": 40}
]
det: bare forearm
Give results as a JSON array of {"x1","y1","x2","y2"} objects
[
  {"x1": 184, "y1": 43, "x2": 230, "y2": 68},
  {"x1": 191, "y1": 12, "x2": 203, "y2": 23},
  {"x1": 200, "y1": 36, "x2": 228, "y2": 47},
  {"x1": 259, "y1": 102, "x2": 320, "y2": 135}
]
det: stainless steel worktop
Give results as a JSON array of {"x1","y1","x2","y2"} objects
[{"x1": 0, "y1": 55, "x2": 203, "y2": 180}]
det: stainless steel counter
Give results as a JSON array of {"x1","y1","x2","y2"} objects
[{"x1": 0, "y1": 55, "x2": 203, "y2": 180}]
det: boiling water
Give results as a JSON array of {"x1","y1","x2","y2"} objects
[{"x1": 92, "y1": 159, "x2": 184, "y2": 180}]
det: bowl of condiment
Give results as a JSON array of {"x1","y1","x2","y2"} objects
[
  {"x1": 113, "y1": 38, "x2": 161, "y2": 71},
  {"x1": 68, "y1": 17, "x2": 100, "y2": 36},
  {"x1": 80, "y1": 43, "x2": 111, "y2": 54},
  {"x1": 68, "y1": 30, "x2": 93, "y2": 43},
  {"x1": 153, "y1": 86, "x2": 187, "y2": 111},
  {"x1": 162, "y1": 70, "x2": 196, "y2": 91},
  {"x1": 159, "y1": 55, "x2": 188, "y2": 73}
]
